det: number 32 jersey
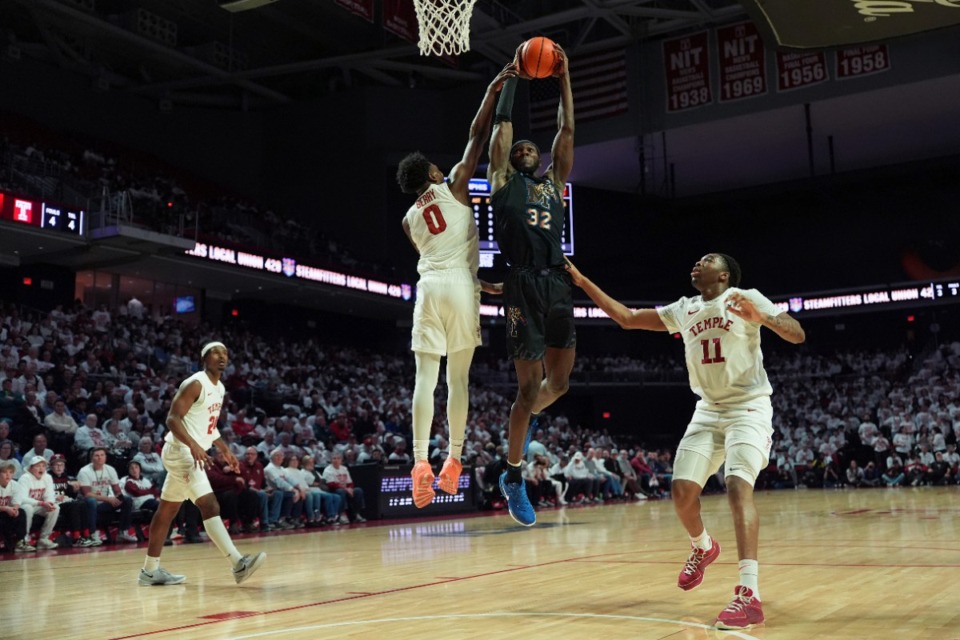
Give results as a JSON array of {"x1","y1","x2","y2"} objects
[
  {"x1": 657, "y1": 287, "x2": 780, "y2": 407},
  {"x1": 404, "y1": 182, "x2": 479, "y2": 276},
  {"x1": 164, "y1": 370, "x2": 225, "y2": 450},
  {"x1": 492, "y1": 171, "x2": 566, "y2": 268}
]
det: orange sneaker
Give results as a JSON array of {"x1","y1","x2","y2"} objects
[
  {"x1": 437, "y1": 457, "x2": 463, "y2": 494},
  {"x1": 411, "y1": 460, "x2": 436, "y2": 508}
]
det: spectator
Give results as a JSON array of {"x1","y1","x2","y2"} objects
[
  {"x1": 300, "y1": 455, "x2": 341, "y2": 525},
  {"x1": 132, "y1": 436, "x2": 165, "y2": 486},
  {"x1": 321, "y1": 452, "x2": 366, "y2": 524},
  {"x1": 0, "y1": 459, "x2": 32, "y2": 552},
  {"x1": 23, "y1": 433, "x2": 54, "y2": 463},
  {"x1": 121, "y1": 460, "x2": 160, "y2": 513},
  {"x1": 845, "y1": 460, "x2": 865, "y2": 488},
  {"x1": 263, "y1": 449, "x2": 301, "y2": 530},
  {"x1": 77, "y1": 447, "x2": 137, "y2": 543},
  {"x1": 17, "y1": 456, "x2": 60, "y2": 549},
  {"x1": 238, "y1": 446, "x2": 278, "y2": 533},
  {"x1": 563, "y1": 452, "x2": 597, "y2": 503},
  {"x1": 205, "y1": 449, "x2": 258, "y2": 534},
  {"x1": 43, "y1": 399, "x2": 78, "y2": 451},
  {"x1": 0, "y1": 440, "x2": 22, "y2": 480},
  {"x1": 48, "y1": 453, "x2": 100, "y2": 547},
  {"x1": 74, "y1": 414, "x2": 107, "y2": 459}
]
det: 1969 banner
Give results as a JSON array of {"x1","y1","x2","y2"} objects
[{"x1": 716, "y1": 22, "x2": 767, "y2": 103}]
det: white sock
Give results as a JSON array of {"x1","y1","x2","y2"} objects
[
  {"x1": 690, "y1": 529, "x2": 712, "y2": 551},
  {"x1": 143, "y1": 556, "x2": 160, "y2": 573},
  {"x1": 738, "y1": 559, "x2": 760, "y2": 599},
  {"x1": 448, "y1": 440, "x2": 463, "y2": 461},
  {"x1": 203, "y1": 516, "x2": 243, "y2": 564},
  {"x1": 413, "y1": 441, "x2": 429, "y2": 463}
]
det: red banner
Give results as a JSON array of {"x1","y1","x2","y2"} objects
[
  {"x1": 334, "y1": 0, "x2": 374, "y2": 23},
  {"x1": 663, "y1": 31, "x2": 712, "y2": 113},
  {"x1": 383, "y1": 0, "x2": 417, "y2": 44},
  {"x1": 836, "y1": 44, "x2": 891, "y2": 80},
  {"x1": 716, "y1": 22, "x2": 766, "y2": 103},
  {"x1": 776, "y1": 51, "x2": 828, "y2": 92}
]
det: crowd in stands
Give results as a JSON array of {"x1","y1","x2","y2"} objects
[
  {"x1": 0, "y1": 129, "x2": 391, "y2": 277},
  {"x1": 0, "y1": 297, "x2": 958, "y2": 554}
]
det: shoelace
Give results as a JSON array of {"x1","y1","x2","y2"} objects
[
  {"x1": 721, "y1": 588, "x2": 752, "y2": 614},
  {"x1": 681, "y1": 547, "x2": 707, "y2": 576}
]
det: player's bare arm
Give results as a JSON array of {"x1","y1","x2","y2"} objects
[
  {"x1": 450, "y1": 64, "x2": 517, "y2": 204},
  {"x1": 725, "y1": 292, "x2": 806, "y2": 344},
  {"x1": 488, "y1": 118, "x2": 513, "y2": 192},
  {"x1": 401, "y1": 218, "x2": 419, "y2": 254},
  {"x1": 546, "y1": 44, "x2": 574, "y2": 189},
  {"x1": 166, "y1": 380, "x2": 209, "y2": 469},
  {"x1": 565, "y1": 258, "x2": 667, "y2": 331},
  {"x1": 480, "y1": 280, "x2": 503, "y2": 294}
]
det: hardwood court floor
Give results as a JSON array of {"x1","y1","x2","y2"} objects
[{"x1": 2, "y1": 487, "x2": 959, "y2": 640}]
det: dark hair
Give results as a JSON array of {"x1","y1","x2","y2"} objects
[
  {"x1": 715, "y1": 253, "x2": 742, "y2": 287},
  {"x1": 396, "y1": 152, "x2": 432, "y2": 194}
]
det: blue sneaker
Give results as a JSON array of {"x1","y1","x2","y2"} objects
[
  {"x1": 499, "y1": 471, "x2": 536, "y2": 526},
  {"x1": 523, "y1": 414, "x2": 539, "y2": 456}
]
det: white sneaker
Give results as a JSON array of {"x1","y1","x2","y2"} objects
[
  {"x1": 338, "y1": 514, "x2": 350, "y2": 525},
  {"x1": 233, "y1": 552, "x2": 266, "y2": 585},
  {"x1": 90, "y1": 531, "x2": 104, "y2": 546},
  {"x1": 118, "y1": 531, "x2": 139, "y2": 543},
  {"x1": 36, "y1": 538, "x2": 58, "y2": 550},
  {"x1": 139, "y1": 568, "x2": 186, "y2": 586},
  {"x1": 15, "y1": 540, "x2": 37, "y2": 552}
]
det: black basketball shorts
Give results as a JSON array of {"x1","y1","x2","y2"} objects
[{"x1": 503, "y1": 267, "x2": 576, "y2": 361}]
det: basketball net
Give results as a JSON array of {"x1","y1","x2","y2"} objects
[{"x1": 413, "y1": 0, "x2": 478, "y2": 56}]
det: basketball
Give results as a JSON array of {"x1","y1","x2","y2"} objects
[{"x1": 519, "y1": 37, "x2": 558, "y2": 79}]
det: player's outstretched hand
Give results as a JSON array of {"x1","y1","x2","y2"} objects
[
  {"x1": 512, "y1": 43, "x2": 532, "y2": 80},
  {"x1": 491, "y1": 63, "x2": 518, "y2": 91},
  {"x1": 564, "y1": 257, "x2": 586, "y2": 287},
  {"x1": 480, "y1": 280, "x2": 503, "y2": 295},
  {"x1": 552, "y1": 43, "x2": 569, "y2": 78},
  {"x1": 725, "y1": 291, "x2": 762, "y2": 322}
]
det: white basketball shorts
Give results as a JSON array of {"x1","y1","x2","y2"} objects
[
  {"x1": 673, "y1": 396, "x2": 774, "y2": 486},
  {"x1": 160, "y1": 441, "x2": 215, "y2": 503},
  {"x1": 411, "y1": 270, "x2": 481, "y2": 356}
]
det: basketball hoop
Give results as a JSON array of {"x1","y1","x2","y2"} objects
[{"x1": 413, "y1": 0, "x2": 478, "y2": 56}]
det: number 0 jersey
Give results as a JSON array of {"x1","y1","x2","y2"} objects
[
  {"x1": 404, "y1": 181, "x2": 479, "y2": 276},
  {"x1": 164, "y1": 370, "x2": 225, "y2": 450},
  {"x1": 657, "y1": 287, "x2": 780, "y2": 406},
  {"x1": 492, "y1": 171, "x2": 566, "y2": 268}
]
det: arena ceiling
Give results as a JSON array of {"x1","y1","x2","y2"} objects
[{"x1": 3, "y1": 0, "x2": 745, "y2": 107}]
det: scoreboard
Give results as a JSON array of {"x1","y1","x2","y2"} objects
[
  {"x1": 468, "y1": 178, "x2": 574, "y2": 255},
  {"x1": 0, "y1": 190, "x2": 85, "y2": 236}
]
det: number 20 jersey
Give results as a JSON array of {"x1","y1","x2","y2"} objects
[
  {"x1": 492, "y1": 171, "x2": 566, "y2": 268},
  {"x1": 164, "y1": 370, "x2": 225, "y2": 450},
  {"x1": 657, "y1": 287, "x2": 780, "y2": 407},
  {"x1": 404, "y1": 181, "x2": 479, "y2": 277}
]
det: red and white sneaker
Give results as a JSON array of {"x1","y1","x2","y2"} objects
[
  {"x1": 715, "y1": 586, "x2": 765, "y2": 629},
  {"x1": 677, "y1": 538, "x2": 721, "y2": 591}
]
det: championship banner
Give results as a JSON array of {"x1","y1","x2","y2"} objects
[
  {"x1": 776, "y1": 51, "x2": 829, "y2": 92},
  {"x1": 383, "y1": 0, "x2": 417, "y2": 44},
  {"x1": 836, "y1": 44, "x2": 891, "y2": 79},
  {"x1": 334, "y1": 0, "x2": 374, "y2": 23},
  {"x1": 663, "y1": 31, "x2": 713, "y2": 112},
  {"x1": 716, "y1": 22, "x2": 767, "y2": 103},
  {"x1": 742, "y1": 0, "x2": 960, "y2": 49}
]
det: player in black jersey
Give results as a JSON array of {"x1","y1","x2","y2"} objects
[{"x1": 487, "y1": 43, "x2": 575, "y2": 526}]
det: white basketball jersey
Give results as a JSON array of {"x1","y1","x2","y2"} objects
[
  {"x1": 658, "y1": 287, "x2": 780, "y2": 406},
  {"x1": 164, "y1": 370, "x2": 225, "y2": 450},
  {"x1": 404, "y1": 182, "x2": 479, "y2": 275}
]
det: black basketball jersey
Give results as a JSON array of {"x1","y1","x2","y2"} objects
[{"x1": 492, "y1": 171, "x2": 566, "y2": 268}]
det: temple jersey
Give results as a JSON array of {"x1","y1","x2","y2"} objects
[
  {"x1": 658, "y1": 288, "x2": 780, "y2": 407},
  {"x1": 492, "y1": 171, "x2": 566, "y2": 268},
  {"x1": 164, "y1": 371, "x2": 225, "y2": 451},
  {"x1": 404, "y1": 181, "x2": 479, "y2": 276}
]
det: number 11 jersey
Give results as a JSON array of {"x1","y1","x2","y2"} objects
[{"x1": 657, "y1": 287, "x2": 780, "y2": 407}]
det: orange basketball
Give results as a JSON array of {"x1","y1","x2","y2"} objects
[{"x1": 519, "y1": 37, "x2": 558, "y2": 79}]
